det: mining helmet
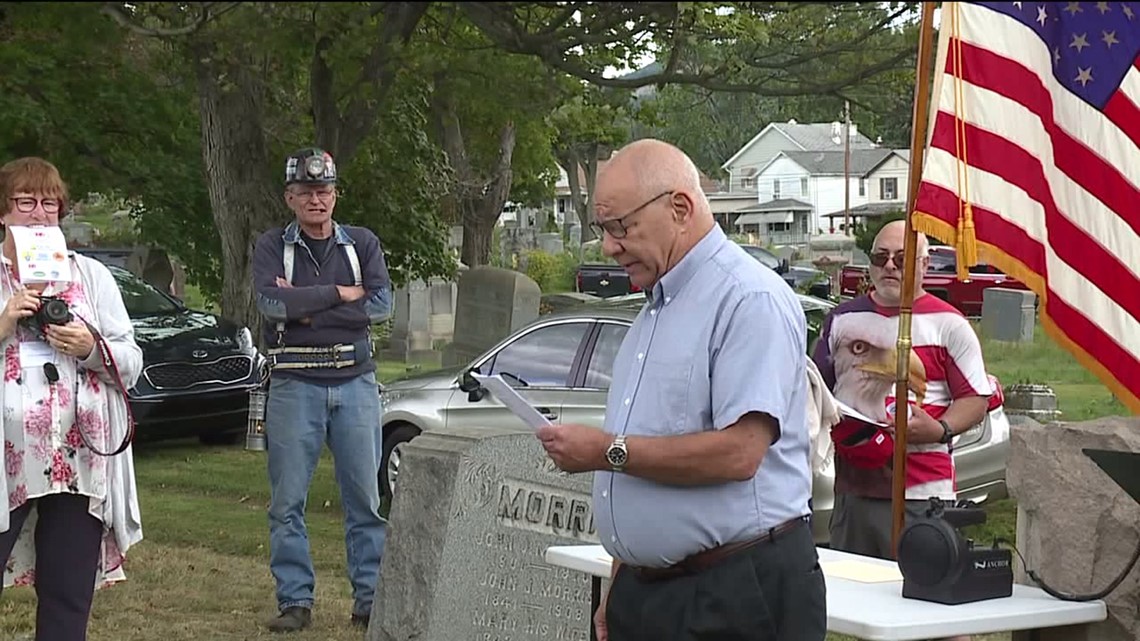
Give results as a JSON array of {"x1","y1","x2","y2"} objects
[{"x1": 284, "y1": 147, "x2": 337, "y2": 185}]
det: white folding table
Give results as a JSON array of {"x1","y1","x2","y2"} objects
[{"x1": 544, "y1": 544, "x2": 1106, "y2": 641}]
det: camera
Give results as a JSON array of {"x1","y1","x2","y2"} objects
[{"x1": 20, "y1": 295, "x2": 73, "y2": 338}]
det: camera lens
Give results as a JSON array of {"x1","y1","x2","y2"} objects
[{"x1": 41, "y1": 299, "x2": 70, "y2": 324}]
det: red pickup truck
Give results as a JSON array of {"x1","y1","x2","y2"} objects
[{"x1": 839, "y1": 246, "x2": 1030, "y2": 317}]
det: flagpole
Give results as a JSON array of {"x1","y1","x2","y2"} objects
[{"x1": 891, "y1": 0, "x2": 940, "y2": 559}]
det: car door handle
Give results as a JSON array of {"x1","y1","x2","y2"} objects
[{"x1": 534, "y1": 407, "x2": 558, "y2": 421}]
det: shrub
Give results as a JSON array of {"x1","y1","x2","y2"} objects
[{"x1": 524, "y1": 250, "x2": 579, "y2": 293}]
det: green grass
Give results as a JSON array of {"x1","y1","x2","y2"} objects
[{"x1": 978, "y1": 322, "x2": 1128, "y2": 421}]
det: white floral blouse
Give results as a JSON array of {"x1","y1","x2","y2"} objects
[{"x1": 1, "y1": 262, "x2": 125, "y2": 588}]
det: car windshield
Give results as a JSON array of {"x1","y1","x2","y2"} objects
[{"x1": 107, "y1": 267, "x2": 181, "y2": 317}]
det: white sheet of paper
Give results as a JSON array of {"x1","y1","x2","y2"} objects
[
  {"x1": 19, "y1": 341, "x2": 54, "y2": 368},
  {"x1": 471, "y1": 373, "x2": 552, "y2": 430},
  {"x1": 821, "y1": 560, "x2": 903, "y2": 583},
  {"x1": 7, "y1": 225, "x2": 72, "y2": 283},
  {"x1": 834, "y1": 398, "x2": 891, "y2": 428}
]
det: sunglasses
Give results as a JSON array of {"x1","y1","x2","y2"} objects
[
  {"x1": 870, "y1": 250, "x2": 929, "y2": 269},
  {"x1": 869, "y1": 251, "x2": 906, "y2": 269}
]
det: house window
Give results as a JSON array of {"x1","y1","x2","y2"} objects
[
  {"x1": 800, "y1": 177, "x2": 809, "y2": 197},
  {"x1": 772, "y1": 179, "x2": 781, "y2": 199},
  {"x1": 881, "y1": 177, "x2": 898, "y2": 200},
  {"x1": 859, "y1": 179, "x2": 866, "y2": 197},
  {"x1": 742, "y1": 177, "x2": 755, "y2": 189},
  {"x1": 769, "y1": 222, "x2": 792, "y2": 232}
]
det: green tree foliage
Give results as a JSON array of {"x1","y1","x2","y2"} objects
[{"x1": 0, "y1": 2, "x2": 221, "y2": 293}]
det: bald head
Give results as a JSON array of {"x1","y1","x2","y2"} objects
[
  {"x1": 873, "y1": 219, "x2": 928, "y2": 257},
  {"x1": 592, "y1": 138, "x2": 716, "y2": 291},
  {"x1": 599, "y1": 139, "x2": 710, "y2": 216}
]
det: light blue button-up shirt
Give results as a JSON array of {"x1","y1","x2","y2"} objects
[{"x1": 591, "y1": 225, "x2": 813, "y2": 568}]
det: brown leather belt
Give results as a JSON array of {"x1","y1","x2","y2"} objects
[{"x1": 631, "y1": 515, "x2": 809, "y2": 582}]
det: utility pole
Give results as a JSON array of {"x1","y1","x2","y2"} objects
[{"x1": 843, "y1": 99, "x2": 852, "y2": 236}]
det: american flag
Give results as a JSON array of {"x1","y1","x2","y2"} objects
[{"x1": 913, "y1": 1, "x2": 1140, "y2": 413}]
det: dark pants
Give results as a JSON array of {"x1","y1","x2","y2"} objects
[
  {"x1": 0, "y1": 493, "x2": 104, "y2": 641},
  {"x1": 607, "y1": 519, "x2": 827, "y2": 641},
  {"x1": 829, "y1": 493, "x2": 929, "y2": 560}
]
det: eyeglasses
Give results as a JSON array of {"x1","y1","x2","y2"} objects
[
  {"x1": 589, "y1": 190, "x2": 673, "y2": 239},
  {"x1": 870, "y1": 250, "x2": 928, "y2": 269},
  {"x1": 9, "y1": 197, "x2": 62, "y2": 214},
  {"x1": 289, "y1": 187, "x2": 335, "y2": 201}
]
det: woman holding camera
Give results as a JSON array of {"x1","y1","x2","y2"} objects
[{"x1": 0, "y1": 157, "x2": 143, "y2": 640}]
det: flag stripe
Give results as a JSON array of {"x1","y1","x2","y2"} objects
[
  {"x1": 928, "y1": 112, "x2": 1140, "y2": 324},
  {"x1": 949, "y1": 41, "x2": 1140, "y2": 237},
  {"x1": 917, "y1": 167, "x2": 1140, "y2": 361},
  {"x1": 954, "y1": 6, "x2": 1140, "y2": 181},
  {"x1": 1045, "y1": 292, "x2": 1140, "y2": 394},
  {"x1": 931, "y1": 74, "x2": 1140, "y2": 282},
  {"x1": 1104, "y1": 90, "x2": 1140, "y2": 155},
  {"x1": 915, "y1": 181, "x2": 1045, "y2": 276}
]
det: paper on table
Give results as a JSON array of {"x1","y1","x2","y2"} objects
[
  {"x1": 821, "y1": 560, "x2": 904, "y2": 583},
  {"x1": 471, "y1": 373, "x2": 552, "y2": 431},
  {"x1": 8, "y1": 225, "x2": 72, "y2": 284},
  {"x1": 834, "y1": 398, "x2": 891, "y2": 428}
]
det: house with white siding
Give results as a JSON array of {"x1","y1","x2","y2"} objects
[
  {"x1": 719, "y1": 120, "x2": 882, "y2": 244},
  {"x1": 820, "y1": 150, "x2": 911, "y2": 232}
]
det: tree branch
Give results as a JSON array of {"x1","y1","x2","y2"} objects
[{"x1": 99, "y1": 2, "x2": 239, "y2": 38}]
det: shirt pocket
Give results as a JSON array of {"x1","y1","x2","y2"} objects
[{"x1": 633, "y1": 358, "x2": 693, "y2": 434}]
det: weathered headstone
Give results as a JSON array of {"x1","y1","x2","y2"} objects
[
  {"x1": 982, "y1": 287, "x2": 1036, "y2": 342},
  {"x1": 385, "y1": 279, "x2": 434, "y2": 362},
  {"x1": 1004, "y1": 383, "x2": 1061, "y2": 423},
  {"x1": 537, "y1": 233, "x2": 564, "y2": 255},
  {"x1": 568, "y1": 224, "x2": 582, "y2": 248},
  {"x1": 368, "y1": 426, "x2": 598, "y2": 641},
  {"x1": 443, "y1": 267, "x2": 541, "y2": 367},
  {"x1": 1007, "y1": 417, "x2": 1140, "y2": 641}
]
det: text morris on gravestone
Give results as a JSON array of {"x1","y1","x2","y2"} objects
[{"x1": 370, "y1": 427, "x2": 599, "y2": 641}]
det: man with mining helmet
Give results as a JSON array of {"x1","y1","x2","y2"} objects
[{"x1": 252, "y1": 147, "x2": 392, "y2": 632}]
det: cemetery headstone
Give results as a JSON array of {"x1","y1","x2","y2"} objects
[
  {"x1": 443, "y1": 267, "x2": 541, "y2": 367},
  {"x1": 367, "y1": 426, "x2": 598, "y2": 641},
  {"x1": 537, "y1": 233, "x2": 564, "y2": 255},
  {"x1": 982, "y1": 287, "x2": 1036, "y2": 342}
]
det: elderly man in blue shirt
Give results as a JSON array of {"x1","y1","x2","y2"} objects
[{"x1": 538, "y1": 138, "x2": 826, "y2": 641}]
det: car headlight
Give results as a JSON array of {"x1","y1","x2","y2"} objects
[{"x1": 237, "y1": 326, "x2": 256, "y2": 355}]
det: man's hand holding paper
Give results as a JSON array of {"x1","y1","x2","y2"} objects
[{"x1": 536, "y1": 423, "x2": 609, "y2": 474}]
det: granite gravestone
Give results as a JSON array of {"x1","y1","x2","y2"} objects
[
  {"x1": 982, "y1": 287, "x2": 1036, "y2": 343},
  {"x1": 443, "y1": 267, "x2": 541, "y2": 367},
  {"x1": 368, "y1": 426, "x2": 598, "y2": 641}
]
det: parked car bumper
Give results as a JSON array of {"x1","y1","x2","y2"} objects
[{"x1": 129, "y1": 384, "x2": 257, "y2": 441}]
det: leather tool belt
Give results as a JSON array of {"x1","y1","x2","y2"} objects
[
  {"x1": 267, "y1": 338, "x2": 372, "y2": 370},
  {"x1": 631, "y1": 515, "x2": 810, "y2": 582}
]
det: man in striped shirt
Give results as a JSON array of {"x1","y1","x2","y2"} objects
[{"x1": 812, "y1": 220, "x2": 992, "y2": 560}]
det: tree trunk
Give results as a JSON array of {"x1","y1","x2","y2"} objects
[
  {"x1": 460, "y1": 204, "x2": 494, "y2": 267},
  {"x1": 433, "y1": 82, "x2": 517, "y2": 268},
  {"x1": 194, "y1": 45, "x2": 282, "y2": 342}
]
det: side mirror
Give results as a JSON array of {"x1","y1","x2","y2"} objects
[{"x1": 458, "y1": 369, "x2": 488, "y2": 402}]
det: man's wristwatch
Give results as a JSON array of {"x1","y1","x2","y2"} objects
[
  {"x1": 938, "y1": 419, "x2": 954, "y2": 444},
  {"x1": 605, "y1": 435, "x2": 629, "y2": 471}
]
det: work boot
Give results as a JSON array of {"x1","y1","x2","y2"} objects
[
  {"x1": 351, "y1": 611, "x2": 370, "y2": 628},
  {"x1": 267, "y1": 606, "x2": 312, "y2": 632}
]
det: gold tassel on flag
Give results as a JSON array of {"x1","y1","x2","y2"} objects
[{"x1": 957, "y1": 202, "x2": 978, "y2": 281}]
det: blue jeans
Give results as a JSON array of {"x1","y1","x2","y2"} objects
[{"x1": 265, "y1": 371, "x2": 386, "y2": 616}]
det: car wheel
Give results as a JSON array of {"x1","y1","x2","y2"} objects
[{"x1": 380, "y1": 424, "x2": 420, "y2": 499}]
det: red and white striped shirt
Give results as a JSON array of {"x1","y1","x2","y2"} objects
[{"x1": 812, "y1": 293, "x2": 993, "y2": 500}]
